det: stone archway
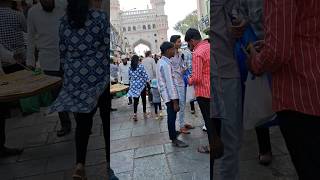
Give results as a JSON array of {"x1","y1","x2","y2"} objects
[{"x1": 132, "y1": 39, "x2": 152, "y2": 51}]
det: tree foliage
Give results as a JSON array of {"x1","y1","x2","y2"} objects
[{"x1": 174, "y1": 10, "x2": 198, "y2": 35}]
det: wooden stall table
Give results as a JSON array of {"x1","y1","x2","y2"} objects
[
  {"x1": 110, "y1": 83, "x2": 129, "y2": 95},
  {"x1": 0, "y1": 70, "x2": 62, "y2": 102}
]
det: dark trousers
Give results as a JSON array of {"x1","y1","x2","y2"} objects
[
  {"x1": 2, "y1": 64, "x2": 24, "y2": 74},
  {"x1": 146, "y1": 83, "x2": 153, "y2": 103},
  {"x1": 197, "y1": 97, "x2": 213, "y2": 145},
  {"x1": 278, "y1": 110, "x2": 320, "y2": 180},
  {"x1": 133, "y1": 87, "x2": 147, "y2": 114},
  {"x1": 44, "y1": 70, "x2": 71, "y2": 129},
  {"x1": 255, "y1": 126, "x2": 271, "y2": 154},
  {"x1": 74, "y1": 89, "x2": 110, "y2": 164},
  {"x1": 190, "y1": 100, "x2": 195, "y2": 111},
  {"x1": 154, "y1": 102, "x2": 162, "y2": 114},
  {"x1": 166, "y1": 101, "x2": 178, "y2": 141}
]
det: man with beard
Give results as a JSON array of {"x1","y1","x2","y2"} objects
[
  {"x1": 119, "y1": 55, "x2": 132, "y2": 105},
  {"x1": 26, "y1": 0, "x2": 72, "y2": 137}
]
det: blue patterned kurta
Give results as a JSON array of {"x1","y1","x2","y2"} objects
[
  {"x1": 127, "y1": 64, "x2": 148, "y2": 98},
  {"x1": 50, "y1": 10, "x2": 109, "y2": 113}
]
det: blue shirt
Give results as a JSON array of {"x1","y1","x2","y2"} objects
[{"x1": 156, "y1": 56, "x2": 179, "y2": 104}]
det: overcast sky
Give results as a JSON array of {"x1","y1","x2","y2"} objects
[{"x1": 118, "y1": 0, "x2": 197, "y2": 40}]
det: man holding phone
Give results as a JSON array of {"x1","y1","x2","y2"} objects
[{"x1": 156, "y1": 41, "x2": 188, "y2": 148}]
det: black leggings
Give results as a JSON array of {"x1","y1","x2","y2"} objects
[
  {"x1": 74, "y1": 88, "x2": 110, "y2": 165},
  {"x1": 133, "y1": 87, "x2": 147, "y2": 114},
  {"x1": 154, "y1": 102, "x2": 162, "y2": 114}
]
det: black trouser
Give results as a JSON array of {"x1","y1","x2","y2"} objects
[
  {"x1": 146, "y1": 82, "x2": 153, "y2": 103},
  {"x1": 74, "y1": 89, "x2": 110, "y2": 164},
  {"x1": 190, "y1": 100, "x2": 195, "y2": 111},
  {"x1": 2, "y1": 64, "x2": 24, "y2": 74},
  {"x1": 154, "y1": 102, "x2": 162, "y2": 114},
  {"x1": 255, "y1": 126, "x2": 271, "y2": 155},
  {"x1": 278, "y1": 110, "x2": 320, "y2": 180},
  {"x1": 166, "y1": 101, "x2": 178, "y2": 140},
  {"x1": 197, "y1": 97, "x2": 213, "y2": 145},
  {"x1": 133, "y1": 87, "x2": 147, "y2": 114},
  {"x1": 44, "y1": 70, "x2": 71, "y2": 130},
  {"x1": 0, "y1": 103, "x2": 10, "y2": 148}
]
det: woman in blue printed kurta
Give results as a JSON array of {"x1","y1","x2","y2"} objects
[
  {"x1": 48, "y1": 1, "x2": 113, "y2": 179},
  {"x1": 127, "y1": 55, "x2": 149, "y2": 121}
]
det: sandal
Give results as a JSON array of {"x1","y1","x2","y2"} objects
[
  {"x1": 198, "y1": 145, "x2": 210, "y2": 154},
  {"x1": 184, "y1": 124, "x2": 195, "y2": 129},
  {"x1": 180, "y1": 127, "x2": 191, "y2": 134},
  {"x1": 72, "y1": 164, "x2": 87, "y2": 180},
  {"x1": 133, "y1": 114, "x2": 138, "y2": 121}
]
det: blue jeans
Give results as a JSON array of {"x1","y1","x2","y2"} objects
[
  {"x1": 177, "y1": 86, "x2": 186, "y2": 128},
  {"x1": 166, "y1": 101, "x2": 178, "y2": 141}
]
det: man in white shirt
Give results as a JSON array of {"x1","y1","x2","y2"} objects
[
  {"x1": 119, "y1": 55, "x2": 132, "y2": 105},
  {"x1": 26, "y1": 0, "x2": 71, "y2": 137},
  {"x1": 141, "y1": 51, "x2": 156, "y2": 104},
  {"x1": 0, "y1": 44, "x2": 24, "y2": 158}
]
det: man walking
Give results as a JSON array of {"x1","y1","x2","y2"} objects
[
  {"x1": 157, "y1": 41, "x2": 188, "y2": 148},
  {"x1": 119, "y1": 55, "x2": 132, "y2": 105},
  {"x1": 170, "y1": 35, "x2": 194, "y2": 134},
  {"x1": 26, "y1": 0, "x2": 72, "y2": 137},
  {"x1": 142, "y1": 51, "x2": 156, "y2": 104}
]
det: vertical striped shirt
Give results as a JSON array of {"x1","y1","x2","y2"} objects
[
  {"x1": 189, "y1": 40, "x2": 210, "y2": 99},
  {"x1": 156, "y1": 56, "x2": 179, "y2": 104},
  {"x1": 251, "y1": 0, "x2": 320, "y2": 117}
]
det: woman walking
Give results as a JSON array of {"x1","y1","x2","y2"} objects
[
  {"x1": 127, "y1": 55, "x2": 149, "y2": 121},
  {"x1": 49, "y1": 0, "x2": 117, "y2": 179}
]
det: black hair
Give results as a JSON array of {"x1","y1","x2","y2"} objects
[
  {"x1": 185, "y1": 28, "x2": 202, "y2": 42},
  {"x1": 145, "y1": 51, "x2": 152, "y2": 57},
  {"x1": 67, "y1": 0, "x2": 89, "y2": 28},
  {"x1": 170, "y1": 35, "x2": 181, "y2": 43},
  {"x1": 131, "y1": 55, "x2": 140, "y2": 71},
  {"x1": 160, "y1": 41, "x2": 174, "y2": 54}
]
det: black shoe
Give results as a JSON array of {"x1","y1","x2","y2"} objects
[
  {"x1": 57, "y1": 128, "x2": 71, "y2": 137},
  {"x1": 0, "y1": 147, "x2": 24, "y2": 158},
  {"x1": 111, "y1": 108, "x2": 117, "y2": 111},
  {"x1": 172, "y1": 139, "x2": 189, "y2": 148},
  {"x1": 109, "y1": 168, "x2": 119, "y2": 180}
]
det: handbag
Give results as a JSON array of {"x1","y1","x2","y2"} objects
[
  {"x1": 243, "y1": 72, "x2": 276, "y2": 130},
  {"x1": 186, "y1": 85, "x2": 195, "y2": 103}
]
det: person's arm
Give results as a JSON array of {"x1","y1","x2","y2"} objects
[
  {"x1": 189, "y1": 54, "x2": 203, "y2": 85},
  {"x1": 26, "y1": 10, "x2": 36, "y2": 68},
  {"x1": 58, "y1": 20, "x2": 67, "y2": 71},
  {"x1": 250, "y1": 0, "x2": 297, "y2": 74},
  {"x1": 18, "y1": 11, "x2": 27, "y2": 33}
]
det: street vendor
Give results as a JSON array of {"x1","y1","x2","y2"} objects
[{"x1": 0, "y1": 44, "x2": 24, "y2": 158}]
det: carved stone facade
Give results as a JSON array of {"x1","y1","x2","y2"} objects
[{"x1": 110, "y1": 0, "x2": 168, "y2": 54}]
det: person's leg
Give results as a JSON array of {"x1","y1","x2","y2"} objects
[
  {"x1": 190, "y1": 100, "x2": 195, "y2": 113},
  {"x1": 154, "y1": 103, "x2": 158, "y2": 115},
  {"x1": 43, "y1": 70, "x2": 72, "y2": 137},
  {"x1": 133, "y1": 97, "x2": 140, "y2": 114},
  {"x1": 74, "y1": 111, "x2": 94, "y2": 165},
  {"x1": 166, "y1": 102, "x2": 177, "y2": 141},
  {"x1": 159, "y1": 102, "x2": 162, "y2": 110},
  {"x1": 197, "y1": 98, "x2": 213, "y2": 145},
  {"x1": 177, "y1": 86, "x2": 186, "y2": 129},
  {"x1": 218, "y1": 78, "x2": 243, "y2": 180},
  {"x1": 0, "y1": 116, "x2": 5, "y2": 149},
  {"x1": 255, "y1": 125, "x2": 272, "y2": 165},
  {"x1": 278, "y1": 111, "x2": 320, "y2": 179},
  {"x1": 141, "y1": 87, "x2": 147, "y2": 113}
]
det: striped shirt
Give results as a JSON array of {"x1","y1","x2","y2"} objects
[
  {"x1": 156, "y1": 56, "x2": 179, "y2": 104},
  {"x1": 251, "y1": 0, "x2": 320, "y2": 117},
  {"x1": 189, "y1": 40, "x2": 210, "y2": 99}
]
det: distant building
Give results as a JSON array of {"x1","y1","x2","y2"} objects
[
  {"x1": 197, "y1": 0, "x2": 209, "y2": 36},
  {"x1": 110, "y1": 0, "x2": 168, "y2": 54}
]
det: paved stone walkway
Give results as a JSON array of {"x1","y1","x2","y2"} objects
[{"x1": 0, "y1": 96, "x2": 298, "y2": 180}]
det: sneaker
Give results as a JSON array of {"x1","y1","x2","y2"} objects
[
  {"x1": 202, "y1": 125, "x2": 207, "y2": 132},
  {"x1": 172, "y1": 139, "x2": 189, "y2": 148},
  {"x1": 159, "y1": 111, "x2": 164, "y2": 117},
  {"x1": 259, "y1": 152, "x2": 272, "y2": 166},
  {"x1": 191, "y1": 110, "x2": 195, "y2": 114}
]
